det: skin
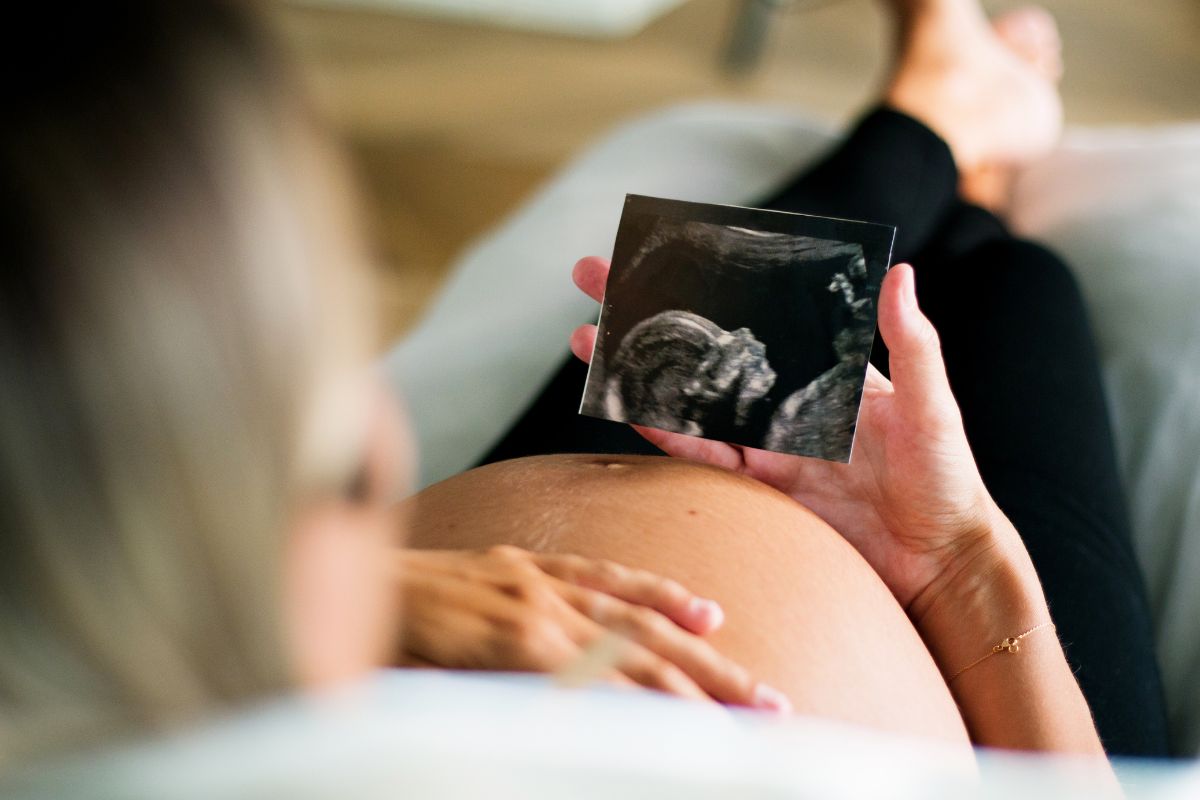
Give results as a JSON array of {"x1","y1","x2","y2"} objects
[{"x1": 405, "y1": 454, "x2": 972, "y2": 745}]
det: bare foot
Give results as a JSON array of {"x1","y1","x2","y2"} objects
[
  {"x1": 959, "y1": 6, "x2": 1065, "y2": 212},
  {"x1": 884, "y1": 0, "x2": 1064, "y2": 173}
]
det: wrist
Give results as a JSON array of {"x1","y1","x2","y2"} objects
[{"x1": 908, "y1": 503, "x2": 1050, "y2": 677}]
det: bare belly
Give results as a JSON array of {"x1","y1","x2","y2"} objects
[{"x1": 406, "y1": 454, "x2": 968, "y2": 744}]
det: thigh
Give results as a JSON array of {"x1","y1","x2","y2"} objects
[
  {"x1": 913, "y1": 237, "x2": 1170, "y2": 756},
  {"x1": 406, "y1": 454, "x2": 970, "y2": 746},
  {"x1": 761, "y1": 107, "x2": 960, "y2": 263}
]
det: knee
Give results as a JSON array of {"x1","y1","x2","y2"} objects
[{"x1": 973, "y1": 238, "x2": 1085, "y2": 305}]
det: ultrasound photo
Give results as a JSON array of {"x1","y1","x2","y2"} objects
[{"x1": 579, "y1": 195, "x2": 895, "y2": 462}]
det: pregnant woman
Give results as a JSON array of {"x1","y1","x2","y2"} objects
[{"x1": 0, "y1": 0, "x2": 1167, "y2": 785}]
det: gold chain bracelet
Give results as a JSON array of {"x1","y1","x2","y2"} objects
[{"x1": 947, "y1": 622, "x2": 1056, "y2": 684}]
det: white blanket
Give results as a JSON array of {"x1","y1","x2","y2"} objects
[{"x1": 7, "y1": 671, "x2": 1199, "y2": 798}]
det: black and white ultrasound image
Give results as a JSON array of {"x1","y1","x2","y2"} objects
[{"x1": 579, "y1": 195, "x2": 895, "y2": 462}]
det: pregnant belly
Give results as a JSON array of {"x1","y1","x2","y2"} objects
[{"x1": 405, "y1": 454, "x2": 968, "y2": 744}]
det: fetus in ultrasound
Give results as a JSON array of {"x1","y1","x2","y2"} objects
[{"x1": 601, "y1": 310, "x2": 776, "y2": 437}]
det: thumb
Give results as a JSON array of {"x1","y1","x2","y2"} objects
[{"x1": 876, "y1": 264, "x2": 957, "y2": 422}]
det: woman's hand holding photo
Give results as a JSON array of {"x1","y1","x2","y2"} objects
[
  {"x1": 572, "y1": 255, "x2": 1107, "y2": 756},
  {"x1": 572, "y1": 256, "x2": 1009, "y2": 613}
]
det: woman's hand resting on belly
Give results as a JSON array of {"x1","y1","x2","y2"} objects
[{"x1": 395, "y1": 546, "x2": 791, "y2": 712}]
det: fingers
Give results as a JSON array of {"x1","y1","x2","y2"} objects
[
  {"x1": 530, "y1": 552, "x2": 724, "y2": 634},
  {"x1": 413, "y1": 545, "x2": 788, "y2": 710},
  {"x1": 552, "y1": 610, "x2": 709, "y2": 702},
  {"x1": 633, "y1": 425, "x2": 747, "y2": 473},
  {"x1": 528, "y1": 549, "x2": 789, "y2": 710},
  {"x1": 570, "y1": 324, "x2": 597, "y2": 364},
  {"x1": 572, "y1": 256, "x2": 610, "y2": 303},
  {"x1": 875, "y1": 265, "x2": 958, "y2": 423},
  {"x1": 570, "y1": 256, "x2": 608, "y2": 362},
  {"x1": 571, "y1": 589, "x2": 791, "y2": 712},
  {"x1": 609, "y1": 637, "x2": 711, "y2": 703}
]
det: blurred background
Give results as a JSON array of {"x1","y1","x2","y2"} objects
[{"x1": 271, "y1": 0, "x2": 1200, "y2": 342}]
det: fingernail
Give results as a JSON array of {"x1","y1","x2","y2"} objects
[
  {"x1": 753, "y1": 683, "x2": 793, "y2": 714},
  {"x1": 687, "y1": 598, "x2": 725, "y2": 630},
  {"x1": 900, "y1": 266, "x2": 918, "y2": 310}
]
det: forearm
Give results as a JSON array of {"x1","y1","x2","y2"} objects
[{"x1": 910, "y1": 505, "x2": 1106, "y2": 756}]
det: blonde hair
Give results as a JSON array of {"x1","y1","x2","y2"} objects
[{"x1": 0, "y1": 2, "x2": 375, "y2": 765}]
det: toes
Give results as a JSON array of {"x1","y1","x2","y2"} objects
[
  {"x1": 992, "y1": 6, "x2": 1063, "y2": 81},
  {"x1": 994, "y1": 6, "x2": 1061, "y2": 52}
]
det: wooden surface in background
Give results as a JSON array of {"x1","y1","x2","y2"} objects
[{"x1": 273, "y1": 0, "x2": 1200, "y2": 341}]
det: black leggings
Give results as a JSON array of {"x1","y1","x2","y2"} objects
[{"x1": 482, "y1": 108, "x2": 1171, "y2": 757}]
